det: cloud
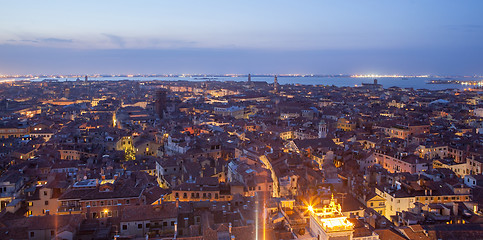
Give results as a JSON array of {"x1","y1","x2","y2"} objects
[
  {"x1": 3, "y1": 37, "x2": 72, "y2": 45},
  {"x1": 102, "y1": 34, "x2": 126, "y2": 48},
  {"x1": 39, "y1": 38, "x2": 73, "y2": 43}
]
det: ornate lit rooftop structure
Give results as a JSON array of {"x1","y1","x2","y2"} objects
[{"x1": 309, "y1": 194, "x2": 354, "y2": 239}]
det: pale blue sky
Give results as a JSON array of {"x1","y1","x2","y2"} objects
[{"x1": 0, "y1": 0, "x2": 482, "y2": 74}]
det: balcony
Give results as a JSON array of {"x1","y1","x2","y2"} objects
[{"x1": 58, "y1": 206, "x2": 82, "y2": 213}]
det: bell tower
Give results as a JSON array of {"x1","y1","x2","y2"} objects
[{"x1": 319, "y1": 120, "x2": 327, "y2": 138}]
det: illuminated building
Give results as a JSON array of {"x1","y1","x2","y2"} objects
[{"x1": 309, "y1": 195, "x2": 354, "y2": 240}]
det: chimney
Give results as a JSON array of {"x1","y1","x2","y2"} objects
[{"x1": 453, "y1": 203, "x2": 458, "y2": 216}]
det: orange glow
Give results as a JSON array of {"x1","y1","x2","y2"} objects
[
  {"x1": 310, "y1": 194, "x2": 353, "y2": 232},
  {"x1": 308, "y1": 205, "x2": 314, "y2": 213}
]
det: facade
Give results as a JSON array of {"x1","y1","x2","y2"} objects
[
  {"x1": 0, "y1": 172, "x2": 24, "y2": 211},
  {"x1": 376, "y1": 184, "x2": 472, "y2": 219},
  {"x1": 119, "y1": 204, "x2": 177, "y2": 238},
  {"x1": 58, "y1": 180, "x2": 144, "y2": 219},
  {"x1": 171, "y1": 181, "x2": 232, "y2": 202},
  {"x1": 373, "y1": 151, "x2": 429, "y2": 174},
  {"x1": 337, "y1": 118, "x2": 356, "y2": 132},
  {"x1": 365, "y1": 194, "x2": 386, "y2": 216},
  {"x1": 213, "y1": 106, "x2": 245, "y2": 119}
]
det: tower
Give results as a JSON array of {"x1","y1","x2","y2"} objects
[
  {"x1": 274, "y1": 75, "x2": 279, "y2": 93},
  {"x1": 155, "y1": 89, "x2": 167, "y2": 119},
  {"x1": 318, "y1": 120, "x2": 327, "y2": 138},
  {"x1": 247, "y1": 74, "x2": 254, "y2": 89},
  {"x1": 85, "y1": 75, "x2": 88, "y2": 82}
]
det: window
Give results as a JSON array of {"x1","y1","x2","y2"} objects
[
  {"x1": 126, "y1": 200, "x2": 130, "y2": 205},
  {"x1": 138, "y1": 224, "x2": 142, "y2": 229},
  {"x1": 30, "y1": 232, "x2": 34, "y2": 237},
  {"x1": 171, "y1": 221, "x2": 175, "y2": 226},
  {"x1": 44, "y1": 191, "x2": 47, "y2": 196},
  {"x1": 122, "y1": 225, "x2": 127, "y2": 230},
  {"x1": 146, "y1": 223, "x2": 150, "y2": 228},
  {"x1": 45, "y1": 201, "x2": 49, "y2": 205},
  {"x1": 175, "y1": 193, "x2": 179, "y2": 198},
  {"x1": 28, "y1": 202, "x2": 33, "y2": 207},
  {"x1": 163, "y1": 222, "x2": 168, "y2": 226},
  {"x1": 100, "y1": 201, "x2": 104, "y2": 206},
  {"x1": 183, "y1": 193, "x2": 187, "y2": 199},
  {"x1": 51, "y1": 230, "x2": 55, "y2": 236}
]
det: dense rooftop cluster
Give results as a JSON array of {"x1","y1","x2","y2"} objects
[{"x1": 0, "y1": 77, "x2": 482, "y2": 239}]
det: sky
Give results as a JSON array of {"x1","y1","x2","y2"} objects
[{"x1": 0, "y1": 0, "x2": 482, "y2": 75}]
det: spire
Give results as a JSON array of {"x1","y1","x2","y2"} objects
[{"x1": 274, "y1": 75, "x2": 279, "y2": 93}]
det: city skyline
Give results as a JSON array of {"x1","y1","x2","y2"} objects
[{"x1": 1, "y1": 0, "x2": 483, "y2": 75}]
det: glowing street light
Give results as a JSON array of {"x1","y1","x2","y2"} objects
[{"x1": 308, "y1": 205, "x2": 314, "y2": 213}]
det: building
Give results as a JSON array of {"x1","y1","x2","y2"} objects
[
  {"x1": 309, "y1": 195, "x2": 355, "y2": 240},
  {"x1": 373, "y1": 150, "x2": 429, "y2": 174},
  {"x1": 155, "y1": 89, "x2": 167, "y2": 119},
  {"x1": 319, "y1": 120, "x2": 328, "y2": 138},
  {"x1": 57, "y1": 179, "x2": 144, "y2": 218},
  {"x1": 119, "y1": 203, "x2": 178, "y2": 238},
  {"x1": 337, "y1": 118, "x2": 356, "y2": 132},
  {"x1": 213, "y1": 106, "x2": 245, "y2": 119},
  {"x1": 171, "y1": 178, "x2": 232, "y2": 202}
]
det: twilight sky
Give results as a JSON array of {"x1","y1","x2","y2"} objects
[{"x1": 1, "y1": 0, "x2": 482, "y2": 75}]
